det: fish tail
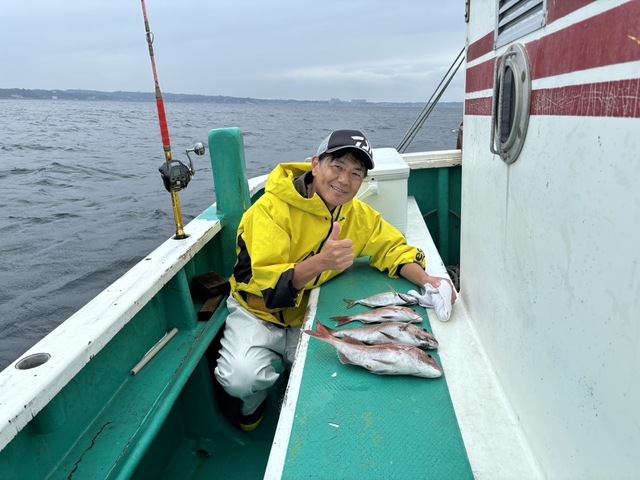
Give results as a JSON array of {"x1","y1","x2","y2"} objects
[
  {"x1": 316, "y1": 320, "x2": 337, "y2": 334},
  {"x1": 330, "y1": 316, "x2": 354, "y2": 326},
  {"x1": 343, "y1": 299, "x2": 356, "y2": 309},
  {"x1": 304, "y1": 321, "x2": 333, "y2": 341}
]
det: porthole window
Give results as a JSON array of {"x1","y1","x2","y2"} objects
[
  {"x1": 499, "y1": 65, "x2": 517, "y2": 143},
  {"x1": 490, "y1": 43, "x2": 531, "y2": 164}
]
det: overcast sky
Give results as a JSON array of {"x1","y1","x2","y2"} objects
[{"x1": 0, "y1": 1, "x2": 466, "y2": 103}]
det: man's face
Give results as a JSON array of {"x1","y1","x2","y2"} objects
[{"x1": 310, "y1": 152, "x2": 366, "y2": 210}]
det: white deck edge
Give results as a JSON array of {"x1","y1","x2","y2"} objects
[
  {"x1": 402, "y1": 149, "x2": 462, "y2": 169},
  {"x1": 0, "y1": 211, "x2": 222, "y2": 451},
  {"x1": 404, "y1": 197, "x2": 543, "y2": 479},
  {"x1": 248, "y1": 174, "x2": 268, "y2": 195},
  {"x1": 264, "y1": 289, "x2": 319, "y2": 480}
]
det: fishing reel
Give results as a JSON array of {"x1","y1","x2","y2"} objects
[{"x1": 159, "y1": 142, "x2": 206, "y2": 192}]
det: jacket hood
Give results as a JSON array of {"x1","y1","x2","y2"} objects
[{"x1": 265, "y1": 162, "x2": 341, "y2": 216}]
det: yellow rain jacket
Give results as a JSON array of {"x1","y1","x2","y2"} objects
[{"x1": 230, "y1": 162, "x2": 426, "y2": 327}]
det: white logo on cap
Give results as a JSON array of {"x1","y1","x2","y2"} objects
[{"x1": 351, "y1": 135, "x2": 371, "y2": 154}]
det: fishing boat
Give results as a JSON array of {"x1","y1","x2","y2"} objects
[{"x1": 1, "y1": 0, "x2": 639, "y2": 478}]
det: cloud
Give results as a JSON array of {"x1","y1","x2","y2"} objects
[{"x1": 0, "y1": 0, "x2": 466, "y2": 102}]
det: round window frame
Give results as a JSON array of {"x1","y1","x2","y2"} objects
[{"x1": 490, "y1": 43, "x2": 531, "y2": 164}]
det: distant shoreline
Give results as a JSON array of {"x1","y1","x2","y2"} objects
[{"x1": 0, "y1": 88, "x2": 462, "y2": 108}]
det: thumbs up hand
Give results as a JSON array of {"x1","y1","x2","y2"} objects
[
  {"x1": 321, "y1": 222, "x2": 354, "y2": 271},
  {"x1": 329, "y1": 221, "x2": 342, "y2": 241}
]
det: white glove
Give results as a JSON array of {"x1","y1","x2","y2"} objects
[{"x1": 407, "y1": 282, "x2": 453, "y2": 322}]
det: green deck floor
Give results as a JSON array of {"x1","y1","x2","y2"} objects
[{"x1": 279, "y1": 259, "x2": 473, "y2": 479}]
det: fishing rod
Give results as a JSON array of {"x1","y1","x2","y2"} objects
[{"x1": 140, "y1": 0, "x2": 202, "y2": 240}]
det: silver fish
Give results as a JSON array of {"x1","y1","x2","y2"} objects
[
  {"x1": 331, "y1": 306, "x2": 423, "y2": 326},
  {"x1": 304, "y1": 322, "x2": 443, "y2": 378},
  {"x1": 343, "y1": 291, "x2": 418, "y2": 309},
  {"x1": 320, "y1": 321, "x2": 439, "y2": 350}
]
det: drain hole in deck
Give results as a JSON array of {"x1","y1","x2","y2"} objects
[{"x1": 15, "y1": 353, "x2": 51, "y2": 370}]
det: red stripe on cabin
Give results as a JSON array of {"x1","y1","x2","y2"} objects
[
  {"x1": 531, "y1": 79, "x2": 640, "y2": 118},
  {"x1": 547, "y1": 0, "x2": 597, "y2": 24},
  {"x1": 466, "y1": 59, "x2": 496, "y2": 95},
  {"x1": 464, "y1": 97, "x2": 493, "y2": 116},
  {"x1": 467, "y1": 32, "x2": 494, "y2": 62},
  {"x1": 466, "y1": 79, "x2": 640, "y2": 118},
  {"x1": 529, "y1": 1, "x2": 640, "y2": 81},
  {"x1": 466, "y1": 2, "x2": 640, "y2": 93}
]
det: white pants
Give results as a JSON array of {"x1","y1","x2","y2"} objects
[{"x1": 214, "y1": 295, "x2": 301, "y2": 415}]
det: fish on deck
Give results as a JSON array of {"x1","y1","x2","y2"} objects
[
  {"x1": 304, "y1": 322, "x2": 443, "y2": 378},
  {"x1": 330, "y1": 306, "x2": 423, "y2": 326},
  {"x1": 320, "y1": 321, "x2": 439, "y2": 350},
  {"x1": 343, "y1": 291, "x2": 418, "y2": 309}
]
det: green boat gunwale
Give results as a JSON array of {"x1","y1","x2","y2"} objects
[
  {"x1": 0, "y1": 214, "x2": 223, "y2": 451},
  {"x1": 0, "y1": 166, "x2": 272, "y2": 452}
]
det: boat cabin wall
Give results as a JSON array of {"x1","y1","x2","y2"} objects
[{"x1": 462, "y1": 1, "x2": 640, "y2": 477}]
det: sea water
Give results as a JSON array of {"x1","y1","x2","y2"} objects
[{"x1": 0, "y1": 99, "x2": 462, "y2": 370}]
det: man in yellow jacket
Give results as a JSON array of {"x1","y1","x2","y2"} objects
[{"x1": 214, "y1": 129, "x2": 455, "y2": 430}]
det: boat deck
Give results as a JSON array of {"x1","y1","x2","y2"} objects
[
  {"x1": 0, "y1": 197, "x2": 537, "y2": 479},
  {"x1": 266, "y1": 262, "x2": 473, "y2": 478},
  {"x1": 169, "y1": 197, "x2": 475, "y2": 480},
  {"x1": 263, "y1": 197, "x2": 540, "y2": 479}
]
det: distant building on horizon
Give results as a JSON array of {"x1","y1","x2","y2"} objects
[{"x1": 329, "y1": 97, "x2": 368, "y2": 105}]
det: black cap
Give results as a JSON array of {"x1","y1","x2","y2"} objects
[{"x1": 316, "y1": 129, "x2": 374, "y2": 169}]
